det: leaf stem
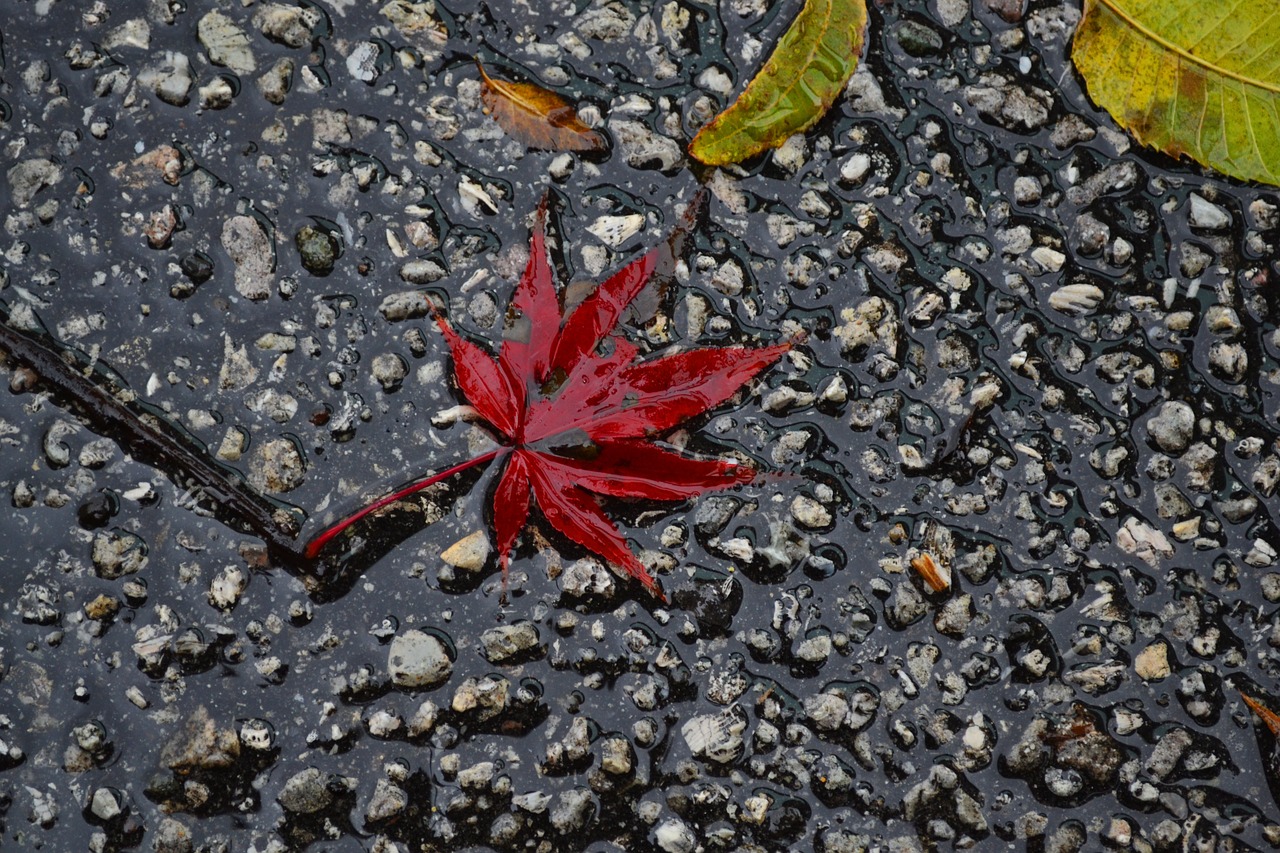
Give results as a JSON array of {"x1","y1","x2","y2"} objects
[
  {"x1": 304, "y1": 448, "x2": 505, "y2": 558},
  {"x1": 0, "y1": 300, "x2": 305, "y2": 554}
]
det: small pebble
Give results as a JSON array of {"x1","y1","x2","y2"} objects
[{"x1": 388, "y1": 630, "x2": 453, "y2": 689}]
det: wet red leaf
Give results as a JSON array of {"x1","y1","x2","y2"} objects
[{"x1": 307, "y1": 199, "x2": 790, "y2": 599}]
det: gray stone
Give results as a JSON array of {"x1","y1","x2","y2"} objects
[
  {"x1": 379, "y1": 291, "x2": 432, "y2": 321},
  {"x1": 138, "y1": 52, "x2": 193, "y2": 106},
  {"x1": 218, "y1": 335, "x2": 259, "y2": 391},
  {"x1": 1146, "y1": 401, "x2": 1194, "y2": 454},
  {"x1": 457, "y1": 761, "x2": 495, "y2": 791},
  {"x1": 1254, "y1": 455, "x2": 1280, "y2": 497},
  {"x1": 364, "y1": 778, "x2": 408, "y2": 824},
  {"x1": 655, "y1": 818, "x2": 697, "y2": 853},
  {"x1": 161, "y1": 706, "x2": 240, "y2": 773},
  {"x1": 278, "y1": 768, "x2": 334, "y2": 814},
  {"x1": 7, "y1": 159, "x2": 62, "y2": 208},
  {"x1": 1179, "y1": 243, "x2": 1212, "y2": 278},
  {"x1": 549, "y1": 787, "x2": 595, "y2": 833},
  {"x1": 399, "y1": 259, "x2": 446, "y2": 284},
  {"x1": 90, "y1": 787, "x2": 122, "y2": 821},
  {"x1": 479, "y1": 621, "x2": 542, "y2": 664},
  {"x1": 221, "y1": 215, "x2": 275, "y2": 301},
  {"x1": 934, "y1": 594, "x2": 974, "y2": 636},
  {"x1": 1013, "y1": 175, "x2": 1041, "y2": 205},
  {"x1": 388, "y1": 629, "x2": 453, "y2": 689},
  {"x1": 965, "y1": 75, "x2": 1052, "y2": 131},
  {"x1": 1049, "y1": 113, "x2": 1095, "y2": 147},
  {"x1": 451, "y1": 675, "x2": 509, "y2": 722},
  {"x1": 440, "y1": 531, "x2": 491, "y2": 571},
  {"x1": 406, "y1": 700, "x2": 439, "y2": 738},
  {"x1": 253, "y1": 4, "x2": 323, "y2": 47},
  {"x1": 886, "y1": 580, "x2": 927, "y2": 627},
  {"x1": 151, "y1": 817, "x2": 194, "y2": 853},
  {"x1": 311, "y1": 108, "x2": 353, "y2": 147},
  {"x1": 92, "y1": 530, "x2": 148, "y2": 579},
  {"x1": 575, "y1": 1, "x2": 635, "y2": 40},
  {"x1": 295, "y1": 225, "x2": 338, "y2": 274},
  {"x1": 381, "y1": 0, "x2": 448, "y2": 54},
  {"x1": 1065, "y1": 161, "x2": 1138, "y2": 206},
  {"x1": 985, "y1": 0, "x2": 1025, "y2": 20},
  {"x1": 12, "y1": 480, "x2": 34, "y2": 508},
  {"x1": 936, "y1": 0, "x2": 968, "y2": 24},
  {"x1": 258, "y1": 58, "x2": 294, "y2": 106},
  {"x1": 791, "y1": 495, "x2": 833, "y2": 529},
  {"x1": 599, "y1": 735, "x2": 633, "y2": 775},
  {"x1": 1072, "y1": 212, "x2": 1110, "y2": 256},
  {"x1": 1046, "y1": 821, "x2": 1087, "y2": 853},
  {"x1": 796, "y1": 633, "x2": 833, "y2": 665},
  {"x1": 143, "y1": 204, "x2": 180, "y2": 248},
  {"x1": 73, "y1": 722, "x2": 106, "y2": 754},
  {"x1": 610, "y1": 120, "x2": 682, "y2": 172},
  {"x1": 1188, "y1": 193, "x2": 1230, "y2": 230},
  {"x1": 896, "y1": 20, "x2": 944, "y2": 56},
  {"x1": 198, "y1": 11, "x2": 256, "y2": 75},
  {"x1": 1145, "y1": 728, "x2": 1193, "y2": 781},
  {"x1": 1219, "y1": 496, "x2": 1257, "y2": 522},
  {"x1": 247, "y1": 438, "x2": 306, "y2": 493},
  {"x1": 371, "y1": 353, "x2": 408, "y2": 392},
  {"x1": 1209, "y1": 340, "x2": 1248, "y2": 382},
  {"x1": 239, "y1": 719, "x2": 275, "y2": 751},
  {"x1": 561, "y1": 559, "x2": 616, "y2": 598},
  {"x1": 513, "y1": 790, "x2": 552, "y2": 814},
  {"x1": 1205, "y1": 305, "x2": 1242, "y2": 335},
  {"x1": 199, "y1": 77, "x2": 235, "y2": 110},
  {"x1": 208, "y1": 565, "x2": 247, "y2": 611},
  {"x1": 545, "y1": 717, "x2": 592, "y2": 770},
  {"x1": 346, "y1": 42, "x2": 381, "y2": 83},
  {"x1": 820, "y1": 829, "x2": 875, "y2": 853},
  {"x1": 681, "y1": 705, "x2": 746, "y2": 763},
  {"x1": 102, "y1": 18, "x2": 151, "y2": 51}
]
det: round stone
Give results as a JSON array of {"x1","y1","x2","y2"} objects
[
  {"x1": 388, "y1": 629, "x2": 452, "y2": 689},
  {"x1": 295, "y1": 225, "x2": 339, "y2": 275},
  {"x1": 1146, "y1": 401, "x2": 1194, "y2": 454}
]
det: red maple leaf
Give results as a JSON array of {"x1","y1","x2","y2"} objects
[{"x1": 305, "y1": 199, "x2": 790, "y2": 599}]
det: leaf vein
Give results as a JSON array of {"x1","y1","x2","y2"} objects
[{"x1": 1096, "y1": 0, "x2": 1280, "y2": 94}]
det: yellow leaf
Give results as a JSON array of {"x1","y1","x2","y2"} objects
[
  {"x1": 689, "y1": 0, "x2": 868, "y2": 167},
  {"x1": 1072, "y1": 0, "x2": 1280, "y2": 185}
]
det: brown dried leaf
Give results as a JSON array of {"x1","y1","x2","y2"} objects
[
  {"x1": 477, "y1": 60, "x2": 606, "y2": 153},
  {"x1": 1242, "y1": 691, "x2": 1280, "y2": 737},
  {"x1": 910, "y1": 552, "x2": 950, "y2": 592}
]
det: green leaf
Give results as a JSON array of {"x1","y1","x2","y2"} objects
[
  {"x1": 688, "y1": 0, "x2": 868, "y2": 167},
  {"x1": 1072, "y1": 0, "x2": 1280, "y2": 185}
]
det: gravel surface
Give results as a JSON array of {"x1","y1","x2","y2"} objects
[{"x1": 2, "y1": 0, "x2": 1280, "y2": 851}]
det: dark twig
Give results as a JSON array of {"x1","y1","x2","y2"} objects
[{"x1": 0, "y1": 300, "x2": 305, "y2": 557}]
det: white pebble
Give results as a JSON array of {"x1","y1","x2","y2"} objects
[
  {"x1": 586, "y1": 213, "x2": 644, "y2": 248},
  {"x1": 840, "y1": 153, "x2": 871, "y2": 184},
  {"x1": 1048, "y1": 282, "x2": 1103, "y2": 315},
  {"x1": 1189, "y1": 193, "x2": 1230, "y2": 230}
]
